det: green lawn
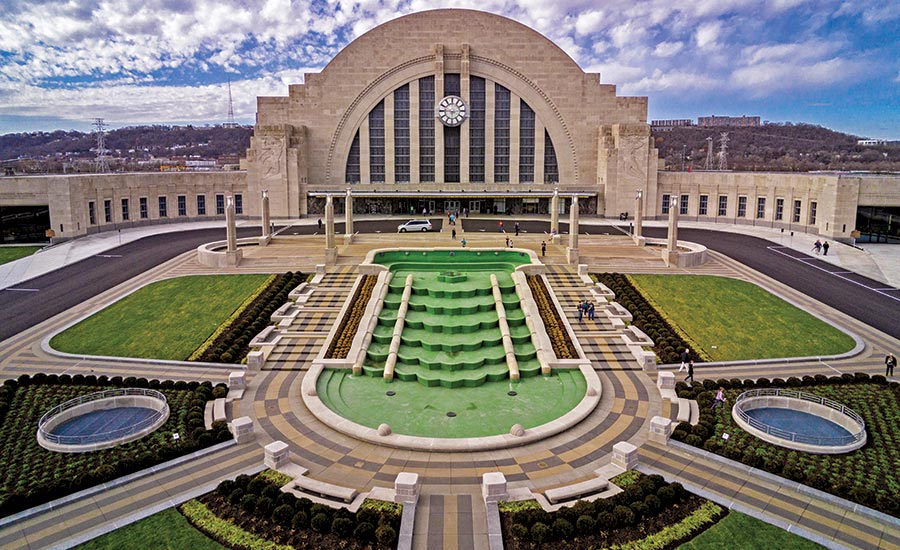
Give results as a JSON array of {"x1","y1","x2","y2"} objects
[
  {"x1": 0, "y1": 245, "x2": 42, "y2": 265},
  {"x1": 50, "y1": 274, "x2": 269, "y2": 360},
  {"x1": 629, "y1": 274, "x2": 855, "y2": 361},
  {"x1": 679, "y1": 510, "x2": 824, "y2": 549},
  {"x1": 74, "y1": 507, "x2": 225, "y2": 550}
]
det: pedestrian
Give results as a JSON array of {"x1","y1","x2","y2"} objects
[
  {"x1": 711, "y1": 387, "x2": 726, "y2": 410},
  {"x1": 678, "y1": 348, "x2": 691, "y2": 372},
  {"x1": 317, "y1": 218, "x2": 322, "y2": 231},
  {"x1": 461, "y1": 238, "x2": 467, "y2": 248},
  {"x1": 587, "y1": 301, "x2": 595, "y2": 320},
  {"x1": 450, "y1": 213, "x2": 456, "y2": 225},
  {"x1": 887, "y1": 352, "x2": 897, "y2": 377},
  {"x1": 577, "y1": 301, "x2": 583, "y2": 321},
  {"x1": 822, "y1": 241, "x2": 830, "y2": 255},
  {"x1": 812, "y1": 239, "x2": 822, "y2": 255},
  {"x1": 451, "y1": 228, "x2": 457, "y2": 240},
  {"x1": 508, "y1": 239, "x2": 514, "y2": 248},
  {"x1": 498, "y1": 220, "x2": 504, "y2": 232},
  {"x1": 505, "y1": 236, "x2": 510, "y2": 247},
  {"x1": 541, "y1": 240, "x2": 546, "y2": 257},
  {"x1": 683, "y1": 360, "x2": 694, "y2": 385},
  {"x1": 515, "y1": 221, "x2": 520, "y2": 236}
]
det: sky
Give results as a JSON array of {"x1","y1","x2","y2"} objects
[{"x1": 0, "y1": 0, "x2": 898, "y2": 139}]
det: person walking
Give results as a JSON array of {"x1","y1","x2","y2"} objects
[
  {"x1": 460, "y1": 238, "x2": 467, "y2": 248},
  {"x1": 317, "y1": 218, "x2": 322, "y2": 231},
  {"x1": 711, "y1": 387, "x2": 726, "y2": 410},
  {"x1": 541, "y1": 240, "x2": 546, "y2": 257},
  {"x1": 451, "y1": 228, "x2": 457, "y2": 240},
  {"x1": 822, "y1": 241, "x2": 830, "y2": 255},
  {"x1": 683, "y1": 360, "x2": 694, "y2": 385},
  {"x1": 505, "y1": 236, "x2": 510, "y2": 247},
  {"x1": 514, "y1": 221, "x2": 520, "y2": 236},
  {"x1": 577, "y1": 301, "x2": 583, "y2": 321},
  {"x1": 508, "y1": 239, "x2": 514, "y2": 248},
  {"x1": 498, "y1": 220, "x2": 504, "y2": 232},
  {"x1": 678, "y1": 348, "x2": 691, "y2": 372},
  {"x1": 887, "y1": 352, "x2": 896, "y2": 377},
  {"x1": 812, "y1": 240, "x2": 822, "y2": 255},
  {"x1": 587, "y1": 301, "x2": 595, "y2": 320}
]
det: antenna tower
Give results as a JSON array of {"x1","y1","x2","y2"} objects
[
  {"x1": 704, "y1": 137, "x2": 714, "y2": 170},
  {"x1": 717, "y1": 132, "x2": 729, "y2": 170},
  {"x1": 93, "y1": 118, "x2": 111, "y2": 173},
  {"x1": 224, "y1": 81, "x2": 237, "y2": 128}
]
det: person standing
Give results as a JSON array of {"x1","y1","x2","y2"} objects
[
  {"x1": 514, "y1": 221, "x2": 520, "y2": 236},
  {"x1": 683, "y1": 360, "x2": 694, "y2": 385},
  {"x1": 711, "y1": 387, "x2": 726, "y2": 410},
  {"x1": 678, "y1": 348, "x2": 691, "y2": 372},
  {"x1": 451, "y1": 228, "x2": 457, "y2": 240},
  {"x1": 505, "y1": 236, "x2": 510, "y2": 247},
  {"x1": 460, "y1": 238, "x2": 467, "y2": 248},
  {"x1": 887, "y1": 352, "x2": 897, "y2": 377},
  {"x1": 317, "y1": 218, "x2": 322, "y2": 231},
  {"x1": 587, "y1": 301, "x2": 595, "y2": 320},
  {"x1": 541, "y1": 241, "x2": 546, "y2": 257},
  {"x1": 822, "y1": 241, "x2": 830, "y2": 255},
  {"x1": 508, "y1": 239, "x2": 514, "y2": 248}
]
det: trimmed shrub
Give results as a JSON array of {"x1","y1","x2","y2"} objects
[
  {"x1": 530, "y1": 522, "x2": 551, "y2": 543},
  {"x1": 613, "y1": 505, "x2": 635, "y2": 526},
  {"x1": 332, "y1": 517, "x2": 354, "y2": 537},
  {"x1": 376, "y1": 524, "x2": 397, "y2": 547},
  {"x1": 354, "y1": 521, "x2": 376, "y2": 541},
  {"x1": 292, "y1": 510, "x2": 309, "y2": 530},
  {"x1": 272, "y1": 504, "x2": 294, "y2": 527},
  {"x1": 509, "y1": 523, "x2": 529, "y2": 540},
  {"x1": 551, "y1": 518, "x2": 574, "y2": 539},
  {"x1": 240, "y1": 494, "x2": 258, "y2": 513},
  {"x1": 310, "y1": 512, "x2": 330, "y2": 533}
]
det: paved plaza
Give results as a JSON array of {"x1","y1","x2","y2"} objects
[{"x1": 0, "y1": 224, "x2": 898, "y2": 549}]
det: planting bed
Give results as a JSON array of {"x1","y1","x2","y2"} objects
[
  {"x1": 676, "y1": 374, "x2": 900, "y2": 516},
  {"x1": 0, "y1": 374, "x2": 230, "y2": 518}
]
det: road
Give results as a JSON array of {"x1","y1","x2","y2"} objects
[{"x1": 0, "y1": 220, "x2": 897, "y2": 343}]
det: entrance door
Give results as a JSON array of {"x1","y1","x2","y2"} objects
[
  {"x1": 469, "y1": 200, "x2": 481, "y2": 214},
  {"x1": 445, "y1": 200, "x2": 460, "y2": 213},
  {"x1": 427, "y1": 200, "x2": 436, "y2": 215}
]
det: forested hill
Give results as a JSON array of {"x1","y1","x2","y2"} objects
[
  {"x1": 653, "y1": 123, "x2": 900, "y2": 172},
  {"x1": 0, "y1": 125, "x2": 253, "y2": 161}
]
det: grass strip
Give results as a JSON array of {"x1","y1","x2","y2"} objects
[
  {"x1": 73, "y1": 507, "x2": 225, "y2": 550},
  {"x1": 678, "y1": 510, "x2": 825, "y2": 549},
  {"x1": 608, "y1": 500, "x2": 725, "y2": 550},
  {"x1": 50, "y1": 274, "x2": 269, "y2": 360},
  {"x1": 180, "y1": 499, "x2": 292, "y2": 550},
  {"x1": 629, "y1": 274, "x2": 855, "y2": 361},
  {"x1": 0, "y1": 245, "x2": 41, "y2": 265}
]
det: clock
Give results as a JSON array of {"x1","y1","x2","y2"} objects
[{"x1": 436, "y1": 95, "x2": 468, "y2": 127}]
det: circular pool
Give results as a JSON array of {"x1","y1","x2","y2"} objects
[
  {"x1": 37, "y1": 388, "x2": 169, "y2": 453},
  {"x1": 732, "y1": 388, "x2": 866, "y2": 454}
]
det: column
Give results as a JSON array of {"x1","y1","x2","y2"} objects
[
  {"x1": 409, "y1": 79, "x2": 420, "y2": 184},
  {"x1": 634, "y1": 189, "x2": 645, "y2": 246},
  {"x1": 460, "y1": 44, "x2": 470, "y2": 184},
  {"x1": 224, "y1": 195, "x2": 242, "y2": 266},
  {"x1": 259, "y1": 189, "x2": 271, "y2": 246},
  {"x1": 344, "y1": 188, "x2": 354, "y2": 245},
  {"x1": 325, "y1": 194, "x2": 337, "y2": 264},
  {"x1": 434, "y1": 44, "x2": 445, "y2": 184},
  {"x1": 385, "y1": 93, "x2": 395, "y2": 184},
  {"x1": 509, "y1": 94, "x2": 520, "y2": 184},
  {"x1": 550, "y1": 187, "x2": 560, "y2": 243},
  {"x1": 484, "y1": 81, "x2": 495, "y2": 183},
  {"x1": 666, "y1": 193, "x2": 679, "y2": 267},
  {"x1": 567, "y1": 196, "x2": 579, "y2": 264}
]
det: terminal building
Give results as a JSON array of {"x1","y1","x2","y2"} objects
[{"x1": 1, "y1": 9, "x2": 899, "y2": 244}]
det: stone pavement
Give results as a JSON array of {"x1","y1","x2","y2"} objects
[{"x1": 0, "y1": 229, "x2": 898, "y2": 548}]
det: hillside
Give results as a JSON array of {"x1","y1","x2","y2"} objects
[{"x1": 654, "y1": 123, "x2": 900, "y2": 172}]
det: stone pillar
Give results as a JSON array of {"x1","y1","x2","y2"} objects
[
  {"x1": 264, "y1": 440, "x2": 291, "y2": 470},
  {"x1": 394, "y1": 472, "x2": 420, "y2": 503},
  {"x1": 229, "y1": 371, "x2": 245, "y2": 389},
  {"x1": 665, "y1": 196, "x2": 679, "y2": 267},
  {"x1": 325, "y1": 195, "x2": 337, "y2": 264},
  {"x1": 657, "y1": 371, "x2": 675, "y2": 391},
  {"x1": 550, "y1": 187, "x2": 560, "y2": 243},
  {"x1": 344, "y1": 187, "x2": 354, "y2": 245},
  {"x1": 633, "y1": 189, "x2": 645, "y2": 246},
  {"x1": 648, "y1": 416, "x2": 673, "y2": 445},
  {"x1": 482, "y1": 472, "x2": 509, "y2": 503},
  {"x1": 230, "y1": 416, "x2": 255, "y2": 444},
  {"x1": 567, "y1": 196, "x2": 579, "y2": 264},
  {"x1": 223, "y1": 196, "x2": 242, "y2": 266},
  {"x1": 611, "y1": 441, "x2": 638, "y2": 470},
  {"x1": 259, "y1": 190, "x2": 271, "y2": 246}
]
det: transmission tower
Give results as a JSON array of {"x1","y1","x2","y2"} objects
[
  {"x1": 224, "y1": 81, "x2": 238, "y2": 128},
  {"x1": 717, "y1": 132, "x2": 729, "y2": 170},
  {"x1": 93, "y1": 118, "x2": 111, "y2": 173},
  {"x1": 704, "y1": 136, "x2": 714, "y2": 170}
]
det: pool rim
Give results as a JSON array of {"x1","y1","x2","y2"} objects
[
  {"x1": 731, "y1": 388, "x2": 866, "y2": 454},
  {"x1": 37, "y1": 388, "x2": 170, "y2": 453}
]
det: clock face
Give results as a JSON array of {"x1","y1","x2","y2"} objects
[{"x1": 436, "y1": 95, "x2": 468, "y2": 127}]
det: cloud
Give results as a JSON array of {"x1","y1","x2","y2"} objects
[
  {"x1": 731, "y1": 57, "x2": 870, "y2": 95},
  {"x1": 653, "y1": 41, "x2": 684, "y2": 58},
  {"x1": 695, "y1": 21, "x2": 721, "y2": 49}
]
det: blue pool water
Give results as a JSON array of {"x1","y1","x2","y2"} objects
[
  {"x1": 746, "y1": 408, "x2": 851, "y2": 441},
  {"x1": 51, "y1": 407, "x2": 160, "y2": 443}
]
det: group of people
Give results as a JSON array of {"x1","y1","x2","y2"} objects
[
  {"x1": 576, "y1": 300, "x2": 595, "y2": 321},
  {"x1": 812, "y1": 239, "x2": 830, "y2": 255}
]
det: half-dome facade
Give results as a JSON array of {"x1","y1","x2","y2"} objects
[{"x1": 245, "y1": 9, "x2": 658, "y2": 218}]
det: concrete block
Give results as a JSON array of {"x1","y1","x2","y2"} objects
[
  {"x1": 264, "y1": 440, "x2": 291, "y2": 470},
  {"x1": 648, "y1": 416, "x2": 673, "y2": 445},
  {"x1": 231, "y1": 416, "x2": 255, "y2": 444},
  {"x1": 612, "y1": 441, "x2": 638, "y2": 470},
  {"x1": 229, "y1": 371, "x2": 245, "y2": 389},
  {"x1": 247, "y1": 350, "x2": 265, "y2": 369},
  {"x1": 394, "y1": 472, "x2": 420, "y2": 503},
  {"x1": 657, "y1": 371, "x2": 675, "y2": 390},
  {"x1": 482, "y1": 472, "x2": 508, "y2": 503}
]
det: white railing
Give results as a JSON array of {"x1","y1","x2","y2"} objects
[
  {"x1": 38, "y1": 388, "x2": 169, "y2": 446},
  {"x1": 734, "y1": 388, "x2": 865, "y2": 447}
]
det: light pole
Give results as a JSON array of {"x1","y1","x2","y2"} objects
[{"x1": 681, "y1": 145, "x2": 686, "y2": 172}]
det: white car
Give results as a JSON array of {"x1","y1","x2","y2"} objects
[{"x1": 397, "y1": 219, "x2": 433, "y2": 232}]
